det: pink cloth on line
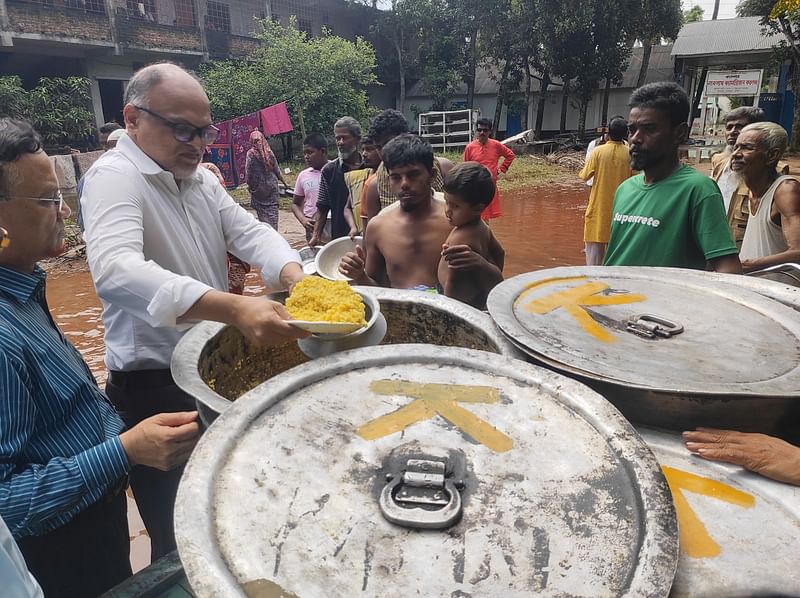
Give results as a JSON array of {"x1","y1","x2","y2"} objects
[
  {"x1": 231, "y1": 112, "x2": 260, "y2": 184},
  {"x1": 214, "y1": 120, "x2": 231, "y2": 145},
  {"x1": 260, "y1": 102, "x2": 293, "y2": 136}
]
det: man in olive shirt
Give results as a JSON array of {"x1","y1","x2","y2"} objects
[{"x1": 604, "y1": 82, "x2": 741, "y2": 274}]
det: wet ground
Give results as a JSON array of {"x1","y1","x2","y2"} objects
[{"x1": 43, "y1": 181, "x2": 588, "y2": 571}]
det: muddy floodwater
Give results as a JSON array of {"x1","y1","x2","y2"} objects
[{"x1": 46, "y1": 182, "x2": 588, "y2": 382}]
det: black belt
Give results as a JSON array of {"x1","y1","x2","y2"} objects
[{"x1": 108, "y1": 369, "x2": 174, "y2": 389}]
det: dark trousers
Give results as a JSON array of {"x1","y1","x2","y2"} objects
[
  {"x1": 17, "y1": 490, "x2": 131, "y2": 598},
  {"x1": 106, "y1": 369, "x2": 195, "y2": 562}
]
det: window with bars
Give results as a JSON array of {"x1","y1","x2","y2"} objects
[
  {"x1": 126, "y1": 0, "x2": 157, "y2": 21},
  {"x1": 52, "y1": 0, "x2": 106, "y2": 14},
  {"x1": 206, "y1": 0, "x2": 230, "y2": 32},
  {"x1": 174, "y1": 0, "x2": 196, "y2": 27}
]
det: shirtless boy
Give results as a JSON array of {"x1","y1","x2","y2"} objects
[
  {"x1": 339, "y1": 134, "x2": 452, "y2": 289},
  {"x1": 438, "y1": 162, "x2": 505, "y2": 309}
]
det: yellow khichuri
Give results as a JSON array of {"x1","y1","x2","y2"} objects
[{"x1": 286, "y1": 277, "x2": 367, "y2": 325}]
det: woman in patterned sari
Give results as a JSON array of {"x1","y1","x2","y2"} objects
[{"x1": 245, "y1": 130, "x2": 287, "y2": 230}]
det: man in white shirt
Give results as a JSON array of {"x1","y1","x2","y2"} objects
[{"x1": 81, "y1": 63, "x2": 307, "y2": 561}]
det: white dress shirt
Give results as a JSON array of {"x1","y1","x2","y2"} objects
[
  {"x1": 81, "y1": 135, "x2": 301, "y2": 371},
  {"x1": 0, "y1": 516, "x2": 43, "y2": 598}
]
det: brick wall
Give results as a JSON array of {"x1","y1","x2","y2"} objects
[
  {"x1": 6, "y1": 2, "x2": 112, "y2": 41},
  {"x1": 117, "y1": 19, "x2": 202, "y2": 52},
  {"x1": 227, "y1": 34, "x2": 259, "y2": 58}
]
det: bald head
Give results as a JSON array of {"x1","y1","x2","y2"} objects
[{"x1": 124, "y1": 62, "x2": 207, "y2": 109}]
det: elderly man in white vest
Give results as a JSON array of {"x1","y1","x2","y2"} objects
[{"x1": 730, "y1": 121, "x2": 800, "y2": 273}]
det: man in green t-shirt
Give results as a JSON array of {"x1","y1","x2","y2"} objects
[{"x1": 604, "y1": 82, "x2": 741, "y2": 273}]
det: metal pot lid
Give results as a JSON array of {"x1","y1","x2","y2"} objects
[
  {"x1": 487, "y1": 266, "x2": 800, "y2": 395},
  {"x1": 637, "y1": 427, "x2": 800, "y2": 597},
  {"x1": 175, "y1": 345, "x2": 677, "y2": 597}
]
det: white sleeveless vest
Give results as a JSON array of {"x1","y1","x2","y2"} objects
[{"x1": 739, "y1": 175, "x2": 796, "y2": 261}]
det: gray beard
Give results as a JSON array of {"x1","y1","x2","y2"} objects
[{"x1": 338, "y1": 148, "x2": 355, "y2": 160}]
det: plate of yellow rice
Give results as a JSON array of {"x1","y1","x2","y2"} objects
[{"x1": 285, "y1": 277, "x2": 368, "y2": 335}]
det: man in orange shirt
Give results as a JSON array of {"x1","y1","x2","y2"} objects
[{"x1": 463, "y1": 118, "x2": 516, "y2": 220}]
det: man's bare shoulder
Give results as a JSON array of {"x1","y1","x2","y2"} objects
[{"x1": 775, "y1": 177, "x2": 800, "y2": 205}]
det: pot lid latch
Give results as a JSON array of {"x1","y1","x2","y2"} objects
[
  {"x1": 379, "y1": 458, "x2": 463, "y2": 530},
  {"x1": 625, "y1": 314, "x2": 684, "y2": 340}
]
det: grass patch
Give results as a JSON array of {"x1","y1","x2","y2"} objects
[{"x1": 227, "y1": 152, "x2": 572, "y2": 209}]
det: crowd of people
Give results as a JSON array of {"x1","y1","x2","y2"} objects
[{"x1": 0, "y1": 63, "x2": 799, "y2": 597}]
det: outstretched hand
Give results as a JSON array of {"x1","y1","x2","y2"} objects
[
  {"x1": 339, "y1": 245, "x2": 367, "y2": 281},
  {"x1": 683, "y1": 427, "x2": 800, "y2": 486}
]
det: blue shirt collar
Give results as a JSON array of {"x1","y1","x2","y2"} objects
[{"x1": 0, "y1": 265, "x2": 46, "y2": 304}]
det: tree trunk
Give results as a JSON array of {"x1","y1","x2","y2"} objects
[
  {"x1": 535, "y1": 70, "x2": 550, "y2": 138},
  {"x1": 296, "y1": 103, "x2": 306, "y2": 140},
  {"x1": 578, "y1": 93, "x2": 589, "y2": 139},
  {"x1": 636, "y1": 39, "x2": 653, "y2": 88},
  {"x1": 560, "y1": 81, "x2": 570, "y2": 133},
  {"x1": 493, "y1": 62, "x2": 512, "y2": 132},
  {"x1": 522, "y1": 57, "x2": 532, "y2": 131},
  {"x1": 394, "y1": 33, "x2": 405, "y2": 114},
  {"x1": 601, "y1": 78, "x2": 611, "y2": 125},
  {"x1": 465, "y1": 25, "x2": 478, "y2": 110},
  {"x1": 792, "y1": 57, "x2": 800, "y2": 150}
]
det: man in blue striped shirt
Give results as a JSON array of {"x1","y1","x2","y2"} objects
[{"x1": 0, "y1": 118, "x2": 200, "y2": 597}]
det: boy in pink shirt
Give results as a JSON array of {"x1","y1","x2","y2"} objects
[{"x1": 292, "y1": 133, "x2": 329, "y2": 243}]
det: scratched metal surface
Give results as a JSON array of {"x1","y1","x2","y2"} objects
[
  {"x1": 175, "y1": 345, "x2": 677, "y2": 597},
  {"x1": 487, "y1": 266, "x2": 800, "y2": 395},
  {"x1": 171, "y1": 287, "x2": 524, "y2": 424},
  {"x1": 637, "y1": 427, "x2": 800, "y2": 597}
]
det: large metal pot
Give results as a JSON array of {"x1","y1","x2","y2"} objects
[
  {"x1": 487, "y1": 266, "x2": 800, "y2": 438},
  {"x1": 171, "y1": 287, "x2": 524, "y2": 423},
  {"x1": 175, "y1": 345, "x2": 678, "y2": 597}
]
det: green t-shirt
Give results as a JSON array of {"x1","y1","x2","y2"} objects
[{"x1": 604, "y1": 165, "x2": 737, "y2": 269}]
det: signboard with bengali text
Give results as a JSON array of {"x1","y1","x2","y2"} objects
[{"x1": 705, "y1": 70, "x2": 763, "y2": 97}]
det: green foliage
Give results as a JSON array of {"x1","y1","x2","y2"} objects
[
  {"x1": 683, "y1": 4, "x2": 705, "y2": 22},
  {"x1": 0, "y1": 76, "x2": 94, "y2": 145},
  {"x1": 200, "y1": 19, "x2": 378, "y2": 138}
]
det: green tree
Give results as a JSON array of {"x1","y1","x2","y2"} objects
[
  {"x1": 200, "y1": 19, "x2": 378, "y2": 139},
  {"x1": 629, "y1": 0, "x2": 683, "y2": 88},
  {"x1": 737, "y1": 0, "x2": 800, "y2": 147},
  {"x1": 0, "y1": 76, "x2": 94, "y2": 145},
  {"x1": 683, "y1": 4, "x2": 705, "y2": 22}
]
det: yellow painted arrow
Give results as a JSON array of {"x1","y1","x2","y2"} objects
[
  {"x1": 356, "y1": 380, "x2": 513, "y2": 453},
  {"x1": 662, "y1": 465, "x2": 756, "y2": 559},
  {"x1": 517, "y1": 276, "x2": 646, "y2": 343}
]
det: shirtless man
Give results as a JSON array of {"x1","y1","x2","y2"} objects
[{"x1": 339, "y1": 134, "x2": 451, "y2": 289}]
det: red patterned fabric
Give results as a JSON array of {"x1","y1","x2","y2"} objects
[{"x1": 214, "y1": 120, "x2": 232, "y2": 145}]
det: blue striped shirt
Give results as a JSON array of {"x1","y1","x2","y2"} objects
[{"x1": 0, "y1": 265, "x2": 128, "y2": 538}]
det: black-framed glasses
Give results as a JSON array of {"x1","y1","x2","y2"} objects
[
  {"x1": 2, "y1": 189, "x2": 64, "y2": 211},
  {"x1": 134, "y1": 106, "x2": 219, "y2": 144},
  {"x1": 477, "y1": 127, "x2": 491, "y2": 133}
]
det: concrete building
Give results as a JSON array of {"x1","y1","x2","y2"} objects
[
  {"x1": 0, "y1": 0, "x2": 374, "y2": 127},
  {"x1": 403, "y1": 44, "x2": 676, "y2": 138}
]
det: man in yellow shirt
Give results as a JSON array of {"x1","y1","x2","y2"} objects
[{"x1": 578, "y1": 118, "x2": 634, "y2": 265}]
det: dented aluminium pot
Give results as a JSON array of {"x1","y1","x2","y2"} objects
[
  {"x1": 175, "y1": 345, "x2": 678, "y2": 597},
  {"x1": 171, "y1": 287, "x2": 523, "y2": 424},
  {"x1": 487, "y1": 266, "x2": 800, "y2": 437},
  {"x1": 635, "y1": 427, "x2": 800, "y2": 597}
]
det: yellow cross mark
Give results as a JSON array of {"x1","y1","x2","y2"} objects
[
  {"x1": 517, "y1": 276, "x2": 646, "y2": 343},
  {"x1": 356, "y1": 380, "x2": 513, "y2": 453},
  {"x1": 662, "y1": 466, "x2": 756, "y2": 559}
]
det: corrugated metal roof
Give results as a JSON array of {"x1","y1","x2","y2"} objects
[
  {"x1": 671, "y1": 16, "x2": 780, "y2": 57},
  {"x1": 406, "y1": 44, "x2": 675, "y2": 98}
]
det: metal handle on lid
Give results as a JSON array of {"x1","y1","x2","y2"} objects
[
  {"x1": 625, "y1": 314, "x2": 684, "y2": 339},
  {"x1": 379, "y1": 458, "x2": 463, "y2": 530}
]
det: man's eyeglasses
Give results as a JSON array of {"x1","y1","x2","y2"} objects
[
  {"x1": 134, "y1": 106, "x2": 219, "y2": 144},
  {"x1": 1, "y1": 190, "x2": 64, "y2": 211},
  {"x1": 477, "y1": 128, "x2": 491, "y2": 133}
]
